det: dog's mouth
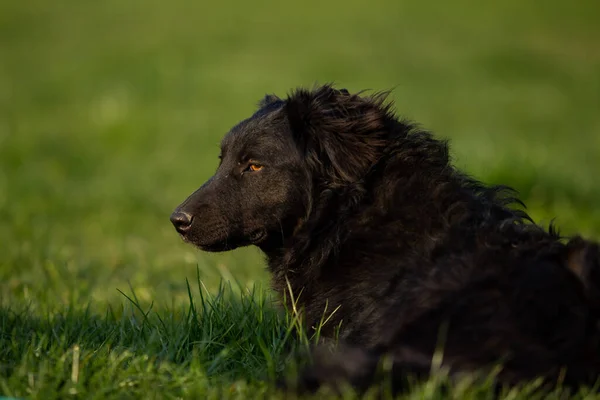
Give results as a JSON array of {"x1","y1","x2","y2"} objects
[
  {"x1": 197, "y1": 241, "x2": 237, "y2": 252},
  {"x1": 182, "y1": 229, "x2": 267, "y2": 253}
]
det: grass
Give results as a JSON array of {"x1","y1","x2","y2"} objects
[{"x1": 1, "y1": 0, "x2": 599, "y2": 398}]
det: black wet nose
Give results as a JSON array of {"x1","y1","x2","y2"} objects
[{"x1": 170, "y1": 211, "x2": 193, "y2": 234}]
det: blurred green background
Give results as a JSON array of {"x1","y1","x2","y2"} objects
[{"x1": 1, "y1": 0, "x2": 599, "y2": 310}]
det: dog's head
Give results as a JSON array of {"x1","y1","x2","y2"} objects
[{"x1": 170, "y1": 85, "x2": 393, "y2": 252}]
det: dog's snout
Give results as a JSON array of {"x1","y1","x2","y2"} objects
[{"x1": 170, "y1": 210, "x2": 193, "y2": 234}]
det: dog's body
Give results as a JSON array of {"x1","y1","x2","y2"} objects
[{"x1": 171, "y1": 85, "x2": 600, "y2": 394}]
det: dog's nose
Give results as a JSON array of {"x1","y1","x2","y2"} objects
[{"x1": 170, "y1": 211, "x2": 193, "y2": 234}]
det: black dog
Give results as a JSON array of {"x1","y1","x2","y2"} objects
[{"x1": 171, "y1": 85, "x2": 600, "y2": 395}]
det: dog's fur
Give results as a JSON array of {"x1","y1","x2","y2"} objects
[{"x1": 171, "y1": 85, "x2": 600, "y2": 394}]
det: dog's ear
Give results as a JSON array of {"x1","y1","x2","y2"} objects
[
  {"x1": 285, "y1": 85, "x2": 392, "y2": 186},
  {"x1": 285, "y1": 89, "x2": 316, "y2": 133},
  {"x1": 285, "y1": 86, "x2": 351, "y2": 133}
]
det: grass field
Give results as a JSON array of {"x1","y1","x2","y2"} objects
[{"x1": 1, "y1": 0, "x2": 600, "y2": 398}]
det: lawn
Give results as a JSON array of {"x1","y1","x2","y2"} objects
[{"x1": 1, "y1": 0, "x2": 599, "y2": 398}]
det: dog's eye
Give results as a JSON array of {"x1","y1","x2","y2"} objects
[{"x1": 248, "y1": 163, "x2": 263, "y2": 172}]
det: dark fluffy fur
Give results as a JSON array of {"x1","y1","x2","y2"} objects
[{"x1": 171, "y1": 85, "x2": 600, "y2": 395}]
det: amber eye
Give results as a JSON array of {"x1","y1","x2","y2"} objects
[{"x1": 248, "y1": 163, "x2": 263, "y2": 172}]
